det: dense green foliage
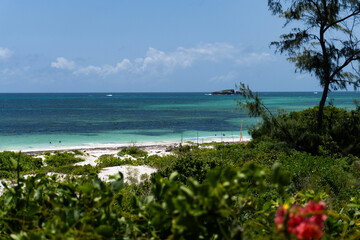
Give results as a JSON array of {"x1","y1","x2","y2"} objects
[
  {"x1": 137, "y1": 164, "x2": 269, "y2": 239},
  {"x1": 0, "y1": 151, "x2": 42, "y2": 173},
  {"x1": 251, "y1": 106, "x2": 360, "y2": 155},
  {"x1": 140, "y1": 154, "x2": 176, "y2": 169},
  {"x1": 53, "y1": 164, "x2": 100, "y2": 175},
  {"x1": 117, "y1": 146, "x2": 147, "y2": 158},
  {"x1": 96, "y1": 154, "x2": 175, "y2": 169},
  {"x1": 1, "y1": 123, "x2": 360, "y2": 238},
  {"x1": 44, "y1": 151, "x2": 84, "y2": 167},
  {"x1": 1, "y1": 145, "x2": 360, "y2": 239},
  {"x1": 96, "y1": 155, "x2": 137, "y2": 168},
  {"x1": 0, "y1": 173, "x2": 126, "y2": 239}
]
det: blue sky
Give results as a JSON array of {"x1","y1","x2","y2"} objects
[{"x1": 0, "y1": 0, "x2": 322, "y2": 92}]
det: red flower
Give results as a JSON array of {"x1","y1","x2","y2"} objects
[
  {"x1": 275, "y1": 201, "x2": 327, "y2": 240},
  {"x1": 295, "y1": 221, "x2": 324, "y2": 240}
]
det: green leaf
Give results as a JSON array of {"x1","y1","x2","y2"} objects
[
  {"x1": 169, "y1": 171, "x2": 179, "y2": 181},
  {"x1": 95, "y1": 225, "x2": 114, "y2": 238},
  {"x1": 180, "y1": 186, "x2": 194, "y2": 198},
  {"x1": 26, "y1": 203, "x2": 39, "y2": 216},
  {"x1": 79, "y1": 183, "x2": 93, "y2": 194},
  {"x1": 111, "y1": 179, "x2": 123, "y2": 192}
]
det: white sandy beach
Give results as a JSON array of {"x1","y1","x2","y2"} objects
[
  {"x1": 8, "y1": 134, "x2": 250, "y2": 153},
  {"x1": 0, "y1": 138, "x2": 250, "y2": 193}
]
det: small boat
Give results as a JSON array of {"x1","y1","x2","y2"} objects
[
  {"x1": 314, "y1": 91, "x2": 318, "y2": 95},
  {"x1": 106, "y1": 94, "x2": 113, "y2": 97}
]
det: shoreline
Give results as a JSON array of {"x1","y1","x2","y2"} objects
[
  {"x1": 14, "y1": 137, "x2": 251, "y2": 155},
  {"x1": 0, "y1": 137, "x2": 251, "y2": 187}
]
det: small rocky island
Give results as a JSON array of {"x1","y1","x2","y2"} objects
[{"x1": 211, "y1": 89, "x2": 237, "y2": 95}]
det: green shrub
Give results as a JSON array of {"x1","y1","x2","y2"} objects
[
  {"x1": 72, "y1": 149, "x2": 84, "y2": 156},
  {"x1": 134, "y1": 164, "x2": 270, "y2": 239},
  {"x1": 0, "y1": 170, "x2": 14, "y2": 179},
  {"x1": 2, "y1": 145, "x2": 360, "y2": 239},
  {"x1": 141, "y1": 154, "x2": 176, "y2": 169},
  {"x1": 54, "y1": 164, "x2": 100, "y2": 175},
  {"x1": 96, "y1": 155, "x2": 138, "y2": 168},
  {"x1": 251, "y1": 106, "x2": 360, "y2": 156},
  {"x1": 156, "y1": 150, "x2": 229, "y2": 183},
  {"x1": 0, "y1": 173, "x2": 127, "y2": 239},
  {"x1": 176, "y1": 144, "x2": 192, "y2": 153},
  {"x1": 0, "y1": 151, "x2": 43, "y2": 172},
  {"x1": 278, "y1": 153, "x2": 360, "y2": 201},
  {"x1": 117, "y1": 146, "x2": 147, "y2": 158},
  {"x1": 44, "y1": 152, "x2": 84, "y2": 167}
]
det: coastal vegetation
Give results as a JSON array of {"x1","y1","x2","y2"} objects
[
  {"x1": 0, "y1": 125, "x2": 359, "y2": 238},
  {"x1": 44, "y1": 151, "x2": 84, "y2": 167},
  {"x1": 117, "y1": 146, "x2": 148, "y2": 158}
]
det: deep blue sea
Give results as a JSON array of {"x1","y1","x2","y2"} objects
[{"x1": 0, "y1": 92, "x2": 359, "y2": 150}]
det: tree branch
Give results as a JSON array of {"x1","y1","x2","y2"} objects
[
  {"x1": 332, "y1": 78, "x2": 360, "y2": 85},
  {"x1": 330, "y1": 50, "x2": 360, "y2": 79},
  {"x1": 307, "y1": 0, "x2": 322, "y2": 18},
  {"x1": 324, "y1": 8, "x2": 360, "y2": 32}
]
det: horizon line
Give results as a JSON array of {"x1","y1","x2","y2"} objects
[{"x1": 0, "y1": 90, "x2": 358, "y2": 94}]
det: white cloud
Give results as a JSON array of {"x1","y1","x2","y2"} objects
[
  {"x1": 133, "y1": 43, "x2": 237, "y2": 74},
  {"x1": 102, "y1": 59, "x2": 131, "y2": 75},
  {"x1": 74, "y1": 59, "x2": 131, "y2": 76},
  {"x1": 236, "y1": 52, "x2": 274, "y2": 66},
  {"x1": 51, "y1": 43, "x2": 272, "y2": 77},
  {"x1": 179, "y1": 43, "x2": 236, "y2": 61},
  {"x1": 134, "y1": 47, "x2": 194, "y2": 73},
  {"x1": 51, "y1": 57, "x2": 75, "y2": 70},
  {"x1": 210, "y1": 71, "x2": 237, "y2": 82},
  {"x1": 0, "y1": 47, "x2": 13, "y2": 60}
]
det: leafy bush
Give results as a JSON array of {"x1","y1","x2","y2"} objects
[
  {"x1": 141, "y1": 154, "x2": 176, "y2": 169},
  {"x1": 44, "y1": 151, "x2": 84, "y2": 167},
  {"x1": 136, "y1": 164, "x2": 269, "y2": 239},
  {"x1": 155, "y1": 142, "x2": 290, "y2": 183},
  {"x1": 96, "y1": 155, "x2": 138, "y2": 168},
  {"x1": 0, "y1": 170, "x2": 14, "y2": 179},
  {"x1": 0, "y1": 173, "x2": 127, "y2": 239},
  {"x1": 156, "y1": 148, "x2": 230, "y2": 183},
  {"x1": 54, "y1": 164, "x2": 100, "y2": 175},
  {"x1": 0, "y1": 151, "x2": 42, "y2": 173},
  {"x1": 117, "y1": 146, "x2": 147, "y2": 158},
  {"x1": 0, "y1": 163, "x2": 273, "y2": 239},
  {"x1": 278, "y1": 152, "x2": 360, "y2": 202},
  {"x1": 72, "y1": 149, "x2": 85, "y2": 156},
  {"x1": 175, "y1": 144, "x2": 193, "y2": 153},
  {"x1": 96, "y1": 153, "x2": 174, "y2": 169},
  {"x1": 1, "y1": 145, "x2": 360, "y2": 238},
  {"x1": 251, "y1": 106, "x2": 360, "y2": 155}
]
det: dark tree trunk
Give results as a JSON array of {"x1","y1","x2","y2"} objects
[{"x1": 317, "y1": 81, "x2": 330, "y2": 132}]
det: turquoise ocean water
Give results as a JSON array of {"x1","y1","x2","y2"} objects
[{"x1": 0, "y1": 92, "x2": 359, "y2": 151}]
